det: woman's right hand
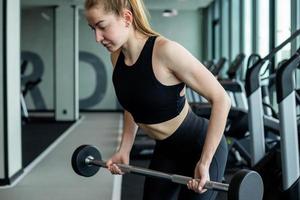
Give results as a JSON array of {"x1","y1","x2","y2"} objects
[{"x1": 106, "y1": 150, "x2": 130, "y2": 175}]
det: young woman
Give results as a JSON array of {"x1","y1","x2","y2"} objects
[{"x1": 84, "y1": 0, "x2": 231, "y2": 199}]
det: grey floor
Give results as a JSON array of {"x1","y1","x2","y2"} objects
[{"x1": 0, "y1": 113, "x2": 123, "y2": 200}]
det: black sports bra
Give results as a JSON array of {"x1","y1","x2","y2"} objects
[{"x1": 112, "y1": 36, "x2": 186, "y2": 124}]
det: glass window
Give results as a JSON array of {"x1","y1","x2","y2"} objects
[
  {"x1": 207, "y1": 5, "x2": 213, "y2": 60},
  {"x1": 257, "y1": 0, "x2": 270, "y2": 57},
  {"x1": 231, "y1": 0, "x2": 240, "y2": 62},
  {"x1": 243, "y1": 0, "x2": 253, "y2": 77},
  {"x1": 213, "y1": 0, "x2": 221, "y2": 60},
  {"x1": 275, "y1": 0, "x2": 291, "y2": 66},
  {"x1": 244, "y1": 0, "x2": 252, "y2": 57},
  {"x1": 221, "y1": 0, "x2": 229, "y2": 72}
]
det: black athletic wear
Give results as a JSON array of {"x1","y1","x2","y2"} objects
[
  {"x1": 143, "y1": 109, "x2": 228, "y2": 200},
  {"x1": 112, "y1": 36, "x2": 185, "y2": 124},
  {"x1": 113, "y1": 36, "x2": 228, "y2": 200}
]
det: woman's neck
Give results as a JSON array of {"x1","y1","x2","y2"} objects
[{"x1": 121, "y1": 31, "x2": 148, "y2": 65}]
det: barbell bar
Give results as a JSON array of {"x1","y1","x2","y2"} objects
[{"x1": 71, "y1": 145, "x2": 264, "y2": 200}]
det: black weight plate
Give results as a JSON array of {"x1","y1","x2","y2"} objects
[
  {"x1": 71, "y1": 145, "x2": 102, "y2": 177},
  {"x1": 228, "y1": 169, "x2": 264, "y2": 200}
]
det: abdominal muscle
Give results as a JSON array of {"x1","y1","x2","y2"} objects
[{"x1": 137, "y1": 100, "x2": 190, "y2": 140}]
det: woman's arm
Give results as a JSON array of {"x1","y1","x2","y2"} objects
[
  {"x1": 158, "y1": 39, "x2": 230, "y2": 164},
  {"x1": 107, "y1": 53, "x2": 138, "y2": 173},
  {"x1": 118, "y1": 110, "x2": 138, "y2": 154},
  {"x1": 106, "y1": 110, "x2": 138, "y2": 174},
  {"x1": 157, "y1": 38, "x2": 231, "y2": 191}
]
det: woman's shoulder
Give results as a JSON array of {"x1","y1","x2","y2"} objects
[
  {"x1": 154, "y1": 36, "x2": 185, "y2": 61},
  {"x1": 155, "y1": 36, "x2": 179, "y2": 51}
]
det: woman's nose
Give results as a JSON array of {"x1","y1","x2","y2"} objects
[{"x1": 95, "y1": 29, "x2": 103, "y2": 43}]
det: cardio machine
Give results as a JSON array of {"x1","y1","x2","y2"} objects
[
  {"x1": 245, "y1": 29, "x2": 300, "y2": 199},
  {"x1": 20, "y1": 60, "x2": 42, "y2": 123}
]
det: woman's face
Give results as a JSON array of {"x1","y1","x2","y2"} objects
[{"x1": 85, "y1": 5, "x2": 129, "y2": 52}]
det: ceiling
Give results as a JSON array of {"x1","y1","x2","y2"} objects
[
  {"x1": 145, "y1": 0, "x2": 214, "y2": 10},
  {"x1": 21, "y1": 0, "x2": 214, "y2": 10}
]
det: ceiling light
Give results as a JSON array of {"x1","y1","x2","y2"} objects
[{"x1": 162, "y1": 9, "x2": 178, "y2": 17}]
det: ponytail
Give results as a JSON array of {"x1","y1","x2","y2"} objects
[{"x1": 127, "y1": 0, "x2": 159, "y2": 36}]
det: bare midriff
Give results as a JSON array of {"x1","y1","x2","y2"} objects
[{"x1": 137, "y1": 100, "x2": 190, "y2": 140}]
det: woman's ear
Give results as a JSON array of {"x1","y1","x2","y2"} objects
[{"x1": 122, "y1": 9, "x2": 133, "y2": 27}]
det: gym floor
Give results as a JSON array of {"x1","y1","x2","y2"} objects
[
  {"x1": 22, "y1": 117, "x2": 74, "y2": 168},
  {"x1": 0, "y1": 112, "x2": 234, "y2": 200},
  {"x1": 0, "y1": 113, "x2": 122, "y2": 200}
]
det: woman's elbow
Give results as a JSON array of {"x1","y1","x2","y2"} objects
[
  {"x1": 224, "y1": 92, "x2": 231, "y2": 111},
  {"x1": 210, "y1": 90, "x2": 231, "y2": 111}
]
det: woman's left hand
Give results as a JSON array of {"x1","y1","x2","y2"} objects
[{"x1": 187, "y1": 161, "x2": 210, "y2": 193}]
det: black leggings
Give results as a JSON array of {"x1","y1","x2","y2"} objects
[{"x1": 143, "y1": 110, "x2": 228, "y2": 200}]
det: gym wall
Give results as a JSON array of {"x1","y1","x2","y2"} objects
[
  {"x1": 21, "y1": 7, "x2": 203, "y2": 111},
  {"x1": 150, "y1": 9, "x2": 203, "y2": 61},
  {"x1": 78, "y1": 9, "x2": 116, "y2": 110},
  {"x1": 21, "y1": 7, "x2": 54, "y2": 111}
]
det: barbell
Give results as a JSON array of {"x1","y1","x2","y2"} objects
[{"x1": 71, "y1": 145, "x2": 264, "y2": 200}]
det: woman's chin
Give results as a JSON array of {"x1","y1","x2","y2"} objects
[
  {"x1": 107, "y1": 46, "x2": 120, "y2": 53},
  {"x1": 106, "y1": 45, "x2": 114, "y2": 52}
]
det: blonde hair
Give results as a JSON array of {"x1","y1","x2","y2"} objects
[{"x1": 85, "y1": 0, "x2": 159, "y2": 37}]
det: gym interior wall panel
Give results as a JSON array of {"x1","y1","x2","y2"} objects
[
  {"x1": 198, "y1": 9, "x2": 204, "y2": 61},
  {"x1": 213, "y1": 0, "x2": 221, "y2": 59},
  {"x1": 221, "y1": 0, "x2": 229, "y2": 74},
  {"x1": 74, "y1": 6, "x2": 79, "y2": 119},
  {"x1": 55, "y1": 5, "x2": 79, "y2": 120},
  {"x1": 149, "y1": 10, "x2": 202, "y2": 60},
  {"x1": 6, "y1": 0, "x2": 22, "y2": 177},
  {"x1": 252, "y1": 0, "x2": 258, "y2": 53},
  {"x1": 243, "y1": 0, "x2": 253, "y2": 76},
  {"x1": 0, "y1": 0, "x2": 4, "y2": 179},
  {"x1": 206, "y1": 5, "x2": 213, "y2": 61},
  {"x1": 230, "y1": 0, "x2": 240, "y2": 64},
  {"x1": 292, "y1": 0, "x2": 300, "y2": 50},
  {"x1": 291, "y1": 0, "x2": 300, "y2": 89},
  {"x1": 21, "y1": 7, "x2": 54, "y2": 111},
  {"x1": 78, "y1": 9, "x2": 115, "y2": 110}
]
